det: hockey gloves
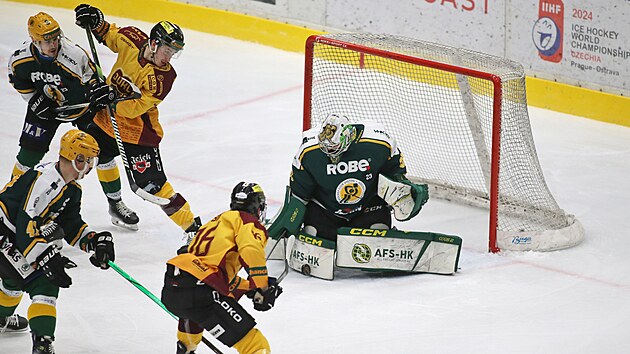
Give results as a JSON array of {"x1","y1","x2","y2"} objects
[
  {"x1": 85, "y1": 231, "x2": 115, "y2": 269},
  {"x1": 88, "y1": 81, "x2": 117, "y2": 111},
  {"x1": 74, "y1": 4, "x2": 104, "y2": 30},
  {"x1": 36, "y1": 246, "x2": 77, "y2": 288},
  {"x1": 28, "y1": 93, "x2": 57, "y2": 120},
  {"x1": 247, "y1": 277, "x2": 283, "y2": 312},
  {"x1": 39, "y1": 222, "x2": 65, "y2": 243}
]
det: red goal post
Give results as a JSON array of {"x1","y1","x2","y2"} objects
[{"x1": 302, "y1": 33, "x2": 584, "y2": 253}]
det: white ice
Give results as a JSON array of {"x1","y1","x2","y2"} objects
[{"x1": 1, "y1": 2, "x2": 630, "y2": 353}]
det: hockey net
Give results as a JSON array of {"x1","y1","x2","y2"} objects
[{"x1": 303, "y1": 33, "x2": 584, "y2": 252}]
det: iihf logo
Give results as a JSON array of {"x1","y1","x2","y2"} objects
[
  {"x1": 533, "y1": 0, "x2": 564, "y2": 63},
  {"x1": 532, "y1": 18, "x2": 560, "y2": 56}
]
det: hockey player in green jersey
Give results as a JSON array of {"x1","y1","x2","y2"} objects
[
  {"x1": 263, "y1": 114, "x2": 459, "y2": 280},
  {"x1": 268, "y1": 113, "x2": 429, "y2": 242},
  {"x1": 7, "y1": 11, "x2": 139, "y2": 230},
  {"x1": 0, "y1": 129, "x2": 116, "y2": 354}
]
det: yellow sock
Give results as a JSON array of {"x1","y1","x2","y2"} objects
[
  {"x1": 233, "y1": 328, "x2": 270, "y2": 354},
  {"x1": 156, "y1": 182, "x2": 195, "y2": 230}
]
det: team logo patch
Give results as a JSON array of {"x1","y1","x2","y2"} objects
[
  {"x1": 351, "y1": 243, "x2": 371, "y2": 263},
  {"x1": 335, "y1": 178, "x2": 366, "y2": 204},
  {"x1": 131, "y1": 154, "x2": 151, "y2": 173}
]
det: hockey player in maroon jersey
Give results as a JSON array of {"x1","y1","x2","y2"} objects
[
  {"x1": 162, "y1": 182, "x2": 282, "y2": 354},
  {"x1": 74, "y1": 4, "x2": 201, "y2": 235}
]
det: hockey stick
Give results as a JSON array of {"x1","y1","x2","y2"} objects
[
  {"x1": 266, "y1": 231, "x2": 289, "y2": 284},
  {"x1": 84, "y1": 27, "x2": 169, "y2": 205},
  {"x1": 107, "y1": 261, "x2": 223, "y2": 354},
  {"x1": 55, "y1": 82, "x2": 142, "y2": 114}
]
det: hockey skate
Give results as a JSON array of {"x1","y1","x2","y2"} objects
[
  {"x1": 176, "y1": 340, "x2": 196, "y2": 354},
  {"x1": 0, "y1": 314, "x2": 28, "y2": 333},
  {"x1": 108, "y1": 198, "x2": 140, "y2": 231},
  {"x1": 32, "y1": 334, "x2": 55, "y2": 354}
]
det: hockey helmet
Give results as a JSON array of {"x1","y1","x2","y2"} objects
[
  {"x1": 150, "y1": 21, "x2": 185, "y2": 52},
  {"x1": 59, "y1": 129, "x2": 99, "y2": 179},
  {"x1": 28, "y1": 12, "x2": 61, "y2": 42},
  {"x1": 317, "y1": 113, "x2": 356, "y2": 161},
  {"x1": 230, "y1": 182, "x2": 267, "y2": 223}
]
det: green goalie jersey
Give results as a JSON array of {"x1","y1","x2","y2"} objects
[
  {"x1": 0, "y1": 162, "x2": 92, "y2": 265},
  {"x1": 290, "y1": 122, "x2": 407, "y2": 219},
  {"x1": 7, "y1": 37, "x2": 99, "y2": 121}
]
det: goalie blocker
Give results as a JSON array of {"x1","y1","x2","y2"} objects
[{"x1": 280, "y1": 228, "x2": 462, "y2": 280}]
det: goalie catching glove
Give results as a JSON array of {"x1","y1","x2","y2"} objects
[
  {"x1": 377, "y1": 174, "x2": 429, "y2": 221},
  {"x1": 35, "y1": 246, "x2": 77, "y2": 288},
  {"x1": 82, "y1": 231, "x2": 115, "y2": 269},
  {"x1": 246, "y1": 277, "x2": 283, "y2": 312}
]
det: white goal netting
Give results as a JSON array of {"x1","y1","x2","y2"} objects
[{"x1": 304, "y1": 33, "x2": 584, "y2": 252}]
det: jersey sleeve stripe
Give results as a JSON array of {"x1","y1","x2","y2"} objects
[
  {"x1": 298, "y1": 145, "x2": 320, "y2": 163},
  {"x1": 11, "y1": 56, "x2": 35, "y2": 69},
  {"x1": 39, "y1": 185, "x2": 69, "y2": 219}
]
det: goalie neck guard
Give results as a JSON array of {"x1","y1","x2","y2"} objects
[{"x1": 230, "y1": 182, "x2": 267, "y2": 223}]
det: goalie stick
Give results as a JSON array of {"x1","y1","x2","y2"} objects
[
  {"x1": 107, "y1": 261, "x2": 224, "y2": 354},
  {"x1": 84, "y1": 27, "x2": 169, "y2": 205},
  {"x1": 266, "y1": 231, "x2": 289, "y2": 284}
]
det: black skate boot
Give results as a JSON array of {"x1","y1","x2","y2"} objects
[
  {"x1": 32, "y1": 334, "x2": 55, "y2": 354},
  {"x1": 0, "y1": 314, "x2": 28, "y2": 333},
  {"x1": 176, "y1": 340, "x2": 196, "y2": 354},
  {"x1": 183, "y1": 216, "x2": 202, "y2": 244},
  {"x1": 108, "y1": 198, "x2": 140, "y2": 231}
]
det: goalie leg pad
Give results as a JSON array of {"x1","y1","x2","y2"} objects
[
  {"x1": 288, "y1": 232, "x2": 335, "y2": 280},
  {"x1": 335, "y1": 227, "x2": 461, "y2": 275}
]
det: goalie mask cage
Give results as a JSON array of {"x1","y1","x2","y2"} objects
[{"x1": 303, "y1": 33, "x2": 584, "y2": 253}]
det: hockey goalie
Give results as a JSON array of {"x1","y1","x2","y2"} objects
[{"x1": 266, "y1": 114, "x2": 462, "y2": 280}]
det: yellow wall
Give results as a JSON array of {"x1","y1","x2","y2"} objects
[{"x1": 11, "y1": 0, "x2": 629, "y2": 127}]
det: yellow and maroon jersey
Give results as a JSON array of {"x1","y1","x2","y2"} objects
[
  {"x1": 167, "y1": 210, "x2": 270, "y2": 298},
  {"x1": 93, "y1": 23, "x2": 176, "y2": 147}
]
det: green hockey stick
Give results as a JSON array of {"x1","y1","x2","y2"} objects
[{"x1": 107, "y1": 261, "x2": 223, "y2": 354}]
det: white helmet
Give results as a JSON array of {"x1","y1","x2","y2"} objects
[{"x1": 317, "y1": 113, "x2": 356, "y2": 162}]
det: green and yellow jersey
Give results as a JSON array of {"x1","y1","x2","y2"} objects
[
  {"x1": 0, "y1": 162, "x2": 93, "y2": 266},
  {"x1": 7, "y1": 37, "x2": 99, "y2": 121},
  {"x1": 291, "y1": 122, "x2": 407, "y2": 219},
  {"x1": 167, "y1": 210, "x2": 270, "y2": 299}
]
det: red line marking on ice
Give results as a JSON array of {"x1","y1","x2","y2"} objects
[{"x1": 166, "y1": 84, "x2": 303, "y2": 125}]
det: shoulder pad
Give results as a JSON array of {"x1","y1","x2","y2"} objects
[
  {"x1": 292, "y1": 128, "x2": 320, "y2": 168},
  {"x1": 357, "y1": 122, "x2": 398, "y2": 155},
  {"x1": 56, "y1": 38, "x2": 92, "y2": 80},
  {"x1": 118, "y1": 26, "x2": 149, "y2": 49},
  {"x1": 9, "y1": 42, "x2": 33, "y2": 64}
]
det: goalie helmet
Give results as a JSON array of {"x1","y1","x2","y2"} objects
[
  {"x1": 59, "y1": 129, "x2": 100, "y2": 180},
  {"x1": 28, "y1": 12, "x2": 61, "y2": 42},
  {"x1": 317, "y1": 113, "x2": 356, "y2": 162},
  {"x1": 150, "y1": 21, "x2": 185, "y2": 52},
  {"x1": 230, "y1": 182, "x2": 267, "y2": 223}
]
